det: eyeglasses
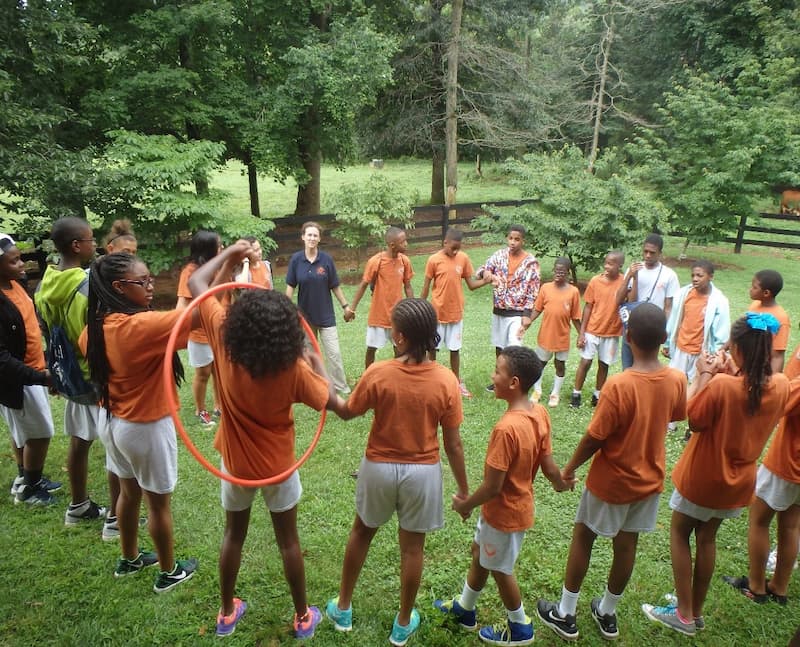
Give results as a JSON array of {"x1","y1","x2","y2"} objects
[
  {"x1": 119, "y1": 277, "x2": 155, "y2": 288},
  {"x1": 73, "y1": 238, "x2": 96, "y2": 243}
]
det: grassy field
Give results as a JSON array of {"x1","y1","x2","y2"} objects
[{"x1": 1, "y1": 237, "x2": 799, "y2": 647}]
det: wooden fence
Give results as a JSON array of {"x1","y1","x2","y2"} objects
[{"x1": 728, "y1": 212, "x2": 800, "y2": 253}]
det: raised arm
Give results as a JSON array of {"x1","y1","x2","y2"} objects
[{"x1": 188, "y1": 241, "x2": 251, "y2": 297}]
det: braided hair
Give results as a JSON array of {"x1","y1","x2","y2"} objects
[
  {"x1": 391, "y1": 298, "x2": 440, "y2": 363},
  {"x1": 730, "y1": 316, "x2": 773, "y2": 416},
  {"x1": 86, "y1": 253, "x2": 184, "y2": 411}
]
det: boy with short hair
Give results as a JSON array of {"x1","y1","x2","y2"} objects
[
  {"x1": 537, "y1": 303, "x2": 687, "y2": 642},
  {"x1": 748, "y1": 269, "x2": 790, "y2": 373},
  {"x1": 524, "y1": 257, "x2": 581, "y2": 407},
  {"x1": 421, "y1": 228, "x2": 492, "y2": 398},
  {"x1": 435, "y1": 346, "x2": 569, "y2": 646},
  {"x1": 0, "y1": 233, "x2": 60, "y2": 506},
  {"x1": 571, "y1": 251, "x2": 625, "y2": 408},
  {"x1": 347, "y1": 226, "x2": 414, "y2": 369}
]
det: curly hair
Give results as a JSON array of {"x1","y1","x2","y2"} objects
[
  {"x1": 391, "y1": 298, "x2": 440, "y2": 363},
  {"x1": 730, "y1": 316, "x2": 773, "y2": 416},
  {"x1": 222, "y1": 290, "x2": 305, "y2": 378}
]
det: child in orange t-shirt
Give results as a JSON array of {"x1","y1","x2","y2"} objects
[
  {"x1": 434, "y1": 346, "x2": 569, "y2": 645},
  {"x1": 188, "y1": 241, "x2": 330, "y2": 639},
  {"x1": 571, "y1": 251, "x2": 625, "y2": 408},
  {"x1": 86, "y1": 252, "x2": 197, "y2": 593},
  {"x1": 537, "y1": 303, "x2": 686, "y2": 642},
  {"x1": 748, "y1": 269, "x2": 790, "y2": 373},
  {"x1": 323, "y1": 298, "x2": 469, "y2": 646},
  {"x1": 524, "y1": 257, "x2": 581, "y2": 407},
  {"x1": 176, "y1": 230, "x2": 223, "y2": 425},
  {"x1": 642, "y1": 314, "x2": 790, "y2": 636},
  {"x1": 347, "y1": 226, "x2": 414, "y2": 369},
  {"x1": 420, "y1": 228, "x2": 492, "y2": 398}
]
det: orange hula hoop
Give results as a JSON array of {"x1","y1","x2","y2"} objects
[{"x1": 162, "y1": 281, "x2": 327, "y2": 486}]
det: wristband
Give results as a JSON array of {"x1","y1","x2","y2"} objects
[
  {"x1": 341, "y1": 303, "x2": 349, "y2": 310},
  {"x1": 699, "y1": 371, "x2": 713, "y2": 375}
]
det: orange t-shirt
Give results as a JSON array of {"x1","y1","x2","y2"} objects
[
  {"x1": 673, "y1": 372, "x2": 790, "y2": 508},
  {"x1": 676, "y1": 289, "x2": 709, "y2": 354},
  {"x1": 762, "y1": 345, "x2": 800, "y2": 484},
  {"x1": 345, "y1": 359, "x2": 462, "y2": 464},
  {"x1": 748, "y1": 301, "x2": 790, "y2": 352},
  {"x1": 534, "y1": 282, "x2": 581, "y2": 352},
  {"x1": 99, "y1": 310, "x2": 191, "y2": 422},
  {"x1": 199, "y1": 298, "x2": 330, "y2": 480},
  {"x1": 586, "y1": 368, "x2": 687, "y2": 504},
  {"x1": 177, "y1": 263, "x2": 210, "y2": 344},
  {"x1": 362, "y1": 252, "x2": 414, "y2": 328},
  {"x1": 250, "y1": 262, "x2": 272, "y2": 289},
  {"x1": 481, "y1": 405, "x2": 552, "y2": 532},
  {"x1": 583, "y1": 273, "x2": 624, "y2": 337},
  {"x1": 2, "y1": 282, "x2": 45, "y2": 370},
  {"x1": 424, "y1": 250, "x2": 474, "y2": 324}
]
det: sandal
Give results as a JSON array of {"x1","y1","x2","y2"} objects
[
  {"x1": 721, "y1": 575, "x2": 769, "y2": 603},
  {"x1": 765, "y1": 579, "x2": 788, "y2": 606}
]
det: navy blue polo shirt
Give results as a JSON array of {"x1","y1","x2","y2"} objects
[{"x1": 285, "y1": 250, "x2": 340, "y2": 327}]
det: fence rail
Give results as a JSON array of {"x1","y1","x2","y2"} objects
[{"x1": 728, "y1": 212, "x2": 800, "y2": 253}]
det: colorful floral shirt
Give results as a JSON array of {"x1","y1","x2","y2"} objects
[{"x1": 478, "y1": 248, "x2": 540, "y2": 315}]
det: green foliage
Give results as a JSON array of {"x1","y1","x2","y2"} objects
[{"x1": 473, "y1": 146, "x2": 668, "y2": 275}]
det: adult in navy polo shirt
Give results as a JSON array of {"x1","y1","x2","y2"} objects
[{"x1": 285, "y1": 221, "x2": 352, "y2": 394}]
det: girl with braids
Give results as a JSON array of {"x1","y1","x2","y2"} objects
[
  {"x1": 323, "y1": 298, "x2": 469, "y2": 646},
  {"x1": 642, "y1": 313, "x2": 790, "y2": 636},
  {"x1": 85, "y1": 252, "x2": 198, "y2": 593}
]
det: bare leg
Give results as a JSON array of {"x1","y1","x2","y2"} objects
[
  {"x1": 118, "y1": 477, "x2": 143, "y2": 560},
  {"x1": 219, "y1": 508, "x2": 250, "y2": 615},
  {"x1": 337, "y1": 515, "x2": 379, "y2": 609},
  {"x1": 771, "y1": 505, "x2": 800, "y2": 595},
  {"x1": 450, "y1": 350, "x2": 460, "y2": 380},
  {"x1": 466, "y1": 541, "x2": 490, "y2": 592},
  {"x1": 573, "y1": 358, "x2": 592, "y2": 391},
  {"x1": 398, "y1": 528, "x2": 426, "y2": 625},
  {"x1": 669, "y1": 510, "x2": 698, "y2": 620},
  {"x1": 67, "y1": 436, "x2": 92, "y2": 504},
  {"x1": 493, "y1": 571, "x2": 523, "y2": 613},
  {"x1": 607, "y1": 530, "x2": 639, "y2": 594},
  {"x1": 108, "y1": 470, "x2": 120, "y2": 518},
  {"x1": 192, "y1": 363, "x2": 212, "y2": 414},
  {"x1": 365, "y1": 347, "x2": 377, "y2": 369},
  {"x1": 595, "y1": 361, "x2": 610, "y2": 391},
  {"x1": 564, "y1": 523, "x2": 597, "y2": 593},
  {"x1": 143, "y1": 490, "x2": 175, "y2": 572},
  {"x1": 554, "y1": 358, "x2": 566, "y2": 377},
  {"x1": 23, "y1": 437, "x2": 51, "y2": 476},
  {"x1": 271, "y1": 506, "x2": 309, "y2": 617},
  {"x1": 691, "y1": 516, "x2": 724, "y2": 618},
  {"x1": 746, "y1": 497, "x2": 775, "y2": 595}
]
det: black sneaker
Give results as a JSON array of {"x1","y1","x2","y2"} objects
[
  {"x1": 14, "y1": 482, "x2": 56, "y2": 506},
  {"x1": 591, "y1": 394, "x2": 599, "y2": 407},
  {"x1": 537, "y1": 599, "x2": 579, "y2": 640},
  {"x1": 153, "y1": 557, "x2": 198, "y2": 594},
  {"x1": 114, "y1": 550, "x2": 159, "y2": 577},
  {"x1": 590, "y1": 597, "x2": 619, "y2": 640},
  {"x1": 485, "y1": 383, "x2": 495, "y2": 392},
  {"x1": 570, "y1": 392, "x2": 581, "y2": 408},
  {"x1": 722, "y1": 575, "x2": 769, "y2": 603},
  {"x1": 65, "y1": 499, "x2": 108, "y2": 526}
]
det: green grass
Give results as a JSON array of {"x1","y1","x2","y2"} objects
[{"x1": 1, "y1": 236, "x2": 798, "y2": 646}]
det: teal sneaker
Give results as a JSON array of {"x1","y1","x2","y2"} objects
[
  {"x1": 389, "y1": 609, "x2": 420, "y2": 646},
  {"x1": 478, "y1": 617, "x2": 534, "y2": 646},
  {"x1": 325, "y1": 597, "x2": 352, "y2": 632},
  {"x1": 153, "y1": 557, "x2": 198, "y2": 594},
  {"x1": 433, "y1": 597, "x2": 477, "y2": 630},
  {"x1": 641, "y1": 603, "x2": 696, "y2": 636},
  {"x1": 114, "y1": 551, "x2": 158, "y2": 578}
]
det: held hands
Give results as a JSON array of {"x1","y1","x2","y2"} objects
[
  {"x1": 343, "y1": 307, "x2": 355, "y2": 323},
  {"x1": 451, "y1": 493, "x2": 471, "y2": 521},
  {"x1": 560, "y1": 468, "x2": 577, "y2": 491},
  {"x1": 577, "y1": 334, "x2": 586, "y2": 349}
]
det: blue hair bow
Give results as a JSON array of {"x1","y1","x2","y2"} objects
[{"x1": 745, "y1": 311, "x2": 780, "y2": 334}]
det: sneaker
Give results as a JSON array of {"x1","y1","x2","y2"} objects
[
  {"x1": 459, "y1": 382, "x2": 473, "y2": 399},
  {"x1": 590, "y1": 597, "x2": 619, "y2": 640},
  {"x1": 65, "y1": 499, "x2": 108, "y2": 526},
  {"x1": 14, "y1": 482, "x2": 57, "y2": 506},
  {"x1": 478, "y1": 618, "x2": 534, "y2": 646},
  {"x1": 570, "y1": 392, "x2": 581, "y2": 408},
  {"x1": 11, "y1": 475, "x2": 61, "y2": 496},
  {"x1": 694, "y1": 616, "x2": 705, "y2": 631},
  {"x1": 591, "y1": 393, "x2": 599, "y2": 407},
  {"x1": 548, "y1": 393, "x2": 560, "y2": 407},
  {"x1": 9, "y1": 475, "x2": 23, "y2": 496},
  {"x1": 389, "y1": 609, "x2": 420, "y2": 647},
  {"x1": 641, "y1": 603, "x2": 695, "y2": 636},
  {"x1": 485, "y1": 383, "x2": 495, "y2": 393},
  {"x1": 666, "y1": 422, "x2": 677, "y2": 433},
  {"x1": 433, "y1": 597, "x2": 477, "y2": 631},
  {"x1": 537, "y1": 599, "x2": 578, "y2": 641},
  {"x1": 531, "y1": 391, "x2": 541, "y2": 404},
  {"x1": 196, "y1": 410, "x2": 215, "y2": 425},
  {"x1": 721, "y1": 575, "x2": 769, "y2": 603},
  {"x1": 294, "y1": 605, "x2": 322, "y2": 639},
  {"x1": 212, "y1": 408, "x2": 222, "y2": 420},
  {"x1": 325, "y1": 597, "x2": 353, "y2": 632},
  {"x1": 216, "y1": 597, "x2": 247, "y2": 637},
  {"x1": 102, "y1": 515, "x2": 148, "y2": 541},
  {"x1": 153, "y1": 557, "x2": 198, "y2": 593},
  {"x1": 114, "y1": 550, "x2": 159, "y2": 577}
]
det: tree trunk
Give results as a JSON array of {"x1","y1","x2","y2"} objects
[
  {"x1": 588, "y1": 13, "x2": 614, "y2": 173},
  {"x1": 178, "y1": 34, "x2": 209, "y2": 195},
  {"x1": 445, "y1": 0, "x2": 463, "y2": 216},
  {"x1": 295, "y1": 144, "x2": 321, "y2": 216},
  {"x1": 247, "y1": 160, "x2": 260, "y2": 217},
  {"x1": 431, "y1": 151, "x2": 445, "y2": 204}
]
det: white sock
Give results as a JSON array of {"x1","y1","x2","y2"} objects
[
  {"x1": 533, "y1": 377, "x2": 543, "y2": 393},
  {"x1": 593, "y1": 389, "x2": 600, "y2": 398},
  {"x1": 459, "y1": 581, "x2": 481, "y2": 610},
  {"x1": 507, "y1": 603, "x2": 527, "y2": 624},
  {"x1": 572, "y1": 389, "x2": 581, "y2": 396},
  {"x1": 552, "y1": 375, "x2": 565, "y2": 394},
  {"x1": 559, "y1": 585, "x2": 579, "y2": 617},
  {"x1": 598, "y1": 586, "x2": 622, "y2": 616}
]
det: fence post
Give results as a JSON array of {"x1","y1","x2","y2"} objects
[
  {"x1": 441, "y1": 204, "x2": 449, "y2": 240},
  {"x1": 734, "y1": 213, "x2": 747, "y2": 254}
]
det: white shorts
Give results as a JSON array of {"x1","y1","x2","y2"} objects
[
  {"x1": 575, "y1": 488, "x2": 660, "y2": 537},
  {"x1": 187, "y1": 340, "x2": 214, "y2": 368},
  {"x1": 669, "y1": 488, "x2": 743, "y2": 522},
  {"x1": 103, "y1": 415, "x2": 178, "y2": 494},
  {"x1": 63, "y1": 401, "x2": 101, "y2": 442},
  {"x1": 355, "y1": 457, "x2": 443, "y2": 532},
  {"x1": 535, "y1": 347, "x2": 569, "y2": 363},
  {"x1": 491, "y1": 315, "x2": 524, "y2": 350},
  {"x1": 755, "y1": 465, "x2": 800, "y2": 512},
  {"x1": 366, "y1": 326, "x2": 392, "y2": 350},
  {"x1": 437, "y1": 321, "x2": 464, "y2": 352},
  {"x1": 0, "y1": 385, "x2": 54, "y2": 448},
  {"x1": 473, "y1": 515, "x2": 525, "y2": 576},
  {"x1": 579, "y1": 333, "x2": 619, "y2": 365},
  {"x1": 669, "y1": 348, "x2": 700, "y2": 382},
  {"x1": 220, "y1": 460, "x2": 303, "y2": 513}
]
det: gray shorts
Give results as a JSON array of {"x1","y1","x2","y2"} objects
[
  {"x1": 535, "y1": 347, "x2": 569, "y2": 363},
  {"x1": 220, "y1": 459, "x2": 303, "y2": 513},
  {"x1": 575, "y1": 488, "x2": 660, "y2": 537},
  {"x1": 579, "y1": 333, "x2": 619, "y2": 365},
  {"x1": 0, "y1": 385, "x2": 54, "y2": 448},
  {"x1": 63, "y1": 401, "x2": 101, "y2": 442},
  {"x1": 491, "y1": 315, "x2": 524, "y2": 350},
  {"x1": 436, "y1": 321, "x2": 464, "y2": 352},
  {"x1": 755, "y1": 465, "x2": 800, "y2": 512},
  {"x1": 669, "y1": 488, "x2": 743, "y2": 522},
  {"x1": 365, "y1": 326, "x2": 392, "y2": 350},
  {"x1": 355, "y1": 458, "x2": 443, "y2": 532},
  {"x1": 669, "y1": 348, "x2": 700, "y2": 382},
  {"x1": 187, "y1": 340, "x2": 214, "y2": 368},
  {"x1": 104, "y1": 415, "x2": 178, "y2": 494},
  {"x1": 473, "y1": 515, "x2": 525, "y2": 575}
]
